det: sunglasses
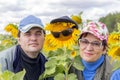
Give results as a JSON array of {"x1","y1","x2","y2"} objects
[{"x1": 51, "y1": 28, "x2": 73, "y2": 38}]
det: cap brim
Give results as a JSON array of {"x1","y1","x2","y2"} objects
[{"x1": 19, "y1": 24, "x2": 43, "y2": 33}]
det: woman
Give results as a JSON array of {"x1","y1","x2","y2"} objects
[{"x1": 70, "y1": 21, "x2": 113, "y2": 80}]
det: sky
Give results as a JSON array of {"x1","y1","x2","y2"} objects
[{"x1": 0, "y1": 0, "x2": 120, "y2": 34}]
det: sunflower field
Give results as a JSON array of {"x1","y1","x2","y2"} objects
[
  {"x1": 0, "y1": 23, "x2": 18, "y2": 51},
  {"x1": 107, "y1": 22, "x2": 120, "y2": 70},
  {"x1": 0, "y1": 13, "x2": 120, "y2": 80}
]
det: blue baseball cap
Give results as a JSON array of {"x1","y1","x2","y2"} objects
[{"x1": 18, "y1": 15, "x2": 44, "y2": 33}]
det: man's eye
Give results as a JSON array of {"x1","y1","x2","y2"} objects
[
  {"x1": 36, "y1": 33, "x2": 42, "y2": 36},
  {"x1": 24, "y1": 33, "x2": 31, "y2": 36}
]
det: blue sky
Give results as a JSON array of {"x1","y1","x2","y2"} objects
[{"x1": 0, "y1": 0, "x2": 120, "y2": 33}]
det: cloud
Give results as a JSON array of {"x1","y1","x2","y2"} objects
[{"x1": 0, "y1": 0, "x2": 120, "y2": 34}]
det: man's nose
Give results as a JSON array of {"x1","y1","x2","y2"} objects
[{"x1": 30, "y1": 34, "x2": 37, "y2": 40}]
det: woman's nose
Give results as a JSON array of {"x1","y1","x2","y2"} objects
[{"x1": 86, "y1": 43, "x2": 94, "y2": 50}]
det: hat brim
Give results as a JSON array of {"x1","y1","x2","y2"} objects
[
  {"x1": 19, "y1": 24, "x2": 43, "y2": 33},
  {"x1": 50, "y1": 18, "x2": 78, "y2": 29},
  {"x1": 80, "y1": 31, "x2": 103, "y2": 41}
]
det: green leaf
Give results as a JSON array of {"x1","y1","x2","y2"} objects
[
  {"x1": 47, "y1": 50, "x2": 56, "y2": 58},
  {"x1": 0, "y1": 66, "x2": 25, "y2": 80},
  {"x1": 55, "y1": 54, "x2": 67, "y2": 61},
  {"x1": 56, "y1": 48, "x2": 64, "y2": 54},
  {"x1": 112, "y1": 60, "x2": 120, "y2": 71},
  {"x1": 44, "y1": 67, "x2": 56, "y2": 75},
  {"x1": 1, "y1": 70, "x2": 14, "y2": 80},
  {"x1": 54, "y1": 73, "x2": 65, "y2": 80},
  {"x1": 66, "y1": 48, "x2": 72, "y2": 54},
  {"x1": 45, "y1": 58, "x2": 57, "y2": 67},
  {"x1": 73, "y1": 56, "x2": 84, "y2": 70},
  {"x1": 12, "y1": 69, "x2": 26, "y2": 80},
  {"x1": 39, "y1": 73, "x2": 44, "y2": 80},
  {"x1": 55, "y1": 65, "x2": 64, "y2": 73},
  {"x1": 68, "y1": 73, "x2": 77, "y2": 80}
]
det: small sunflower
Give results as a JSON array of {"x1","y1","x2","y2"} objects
[
  {"x1": 43, "y1": 22, "x2": 80, "y2": 52},
  {"x1": 4, "y1": 23, "x2": 18, "y2": 38},
  {"x1": 71, "y1": 15, "x2": 82, "y2": 24},
  {"x1": 71, "y1": 51, "x2": 77, "y2": 58},
  {"x1": 108, "y1": 32, "x2": 120, "y2": 45},
  {"x1": 71, "y1": 12, "x2": 83, "y2": 24},
  {"x1": 108, "y1": 44, "x2": 120, "y2": 61}
]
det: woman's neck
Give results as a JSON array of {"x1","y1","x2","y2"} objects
[{"x1": 82, "y1": 55, "x2": 104, "y2": 71}]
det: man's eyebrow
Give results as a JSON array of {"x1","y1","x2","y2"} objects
[
  {"x1": 25, "y1": 31, "x2": 30, "y2": 33},
  {"x1": 36, "y1": 30, "x2": 42, "y2": 33}
]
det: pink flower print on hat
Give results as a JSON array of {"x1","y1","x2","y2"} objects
[{"x1": 81, "y1": 21, "x2": 109, "y2": 41}]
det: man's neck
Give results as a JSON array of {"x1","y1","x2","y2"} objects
[{"x1": 24, "y1": 51, "x2": 39, "y2": 58}]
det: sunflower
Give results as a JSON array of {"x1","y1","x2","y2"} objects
[
  {"x1": 108, "y1": 32, "x2": 120, "y2": 45},
  {"x1": 108, "y1": 44, "x2": 120, "y2": 61},
  {"x1": 71, "y1": 51, "x2": 77, "y2": 58},
  {"x1": 71, "y1": 15, "x2": 82, "y2": 24},
  {"x1": 4, "y1": 23, "x2": 18, "y2": 38},
  {"x1": 43, "y1": 22, "x2": 80, "y2": 52},
  {"x1": 108, "y1": 23, "x2": 120, "y2": 61}
]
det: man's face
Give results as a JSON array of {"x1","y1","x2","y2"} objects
[{"x1": 18, "y1": 27, "x2": 45, "y2": 55}]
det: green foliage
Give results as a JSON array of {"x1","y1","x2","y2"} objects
[
  {"x1": 99, "y1": 12, "x2": 120, "y2": 32},
  {"x1": 54, "y1": 73, "x2": 65, "y2": 80},
  {"x1": 112, "y1": 60, "x2": 120, "y2": 71},
  {"x1": 73, "y1": 56, "x2": 84, "y2": 70},
  {"x1": 0, "y1": 34, "x2": 17, "y2": 51},
  {"x1": 0, "y1": 66, "x2": 25, "y2": 80},
  {"x1": 39, "y1": 47, "x2": 84, "y2": 80}
]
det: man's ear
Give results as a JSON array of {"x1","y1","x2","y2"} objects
[{"x1": 17, "y1": 37, "x2": 20, "y2": 44}]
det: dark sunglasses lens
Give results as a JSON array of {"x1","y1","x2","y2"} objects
[
  {"x1": 62, "y1": 29, "x2": 72, "y2": 36},
  {"x1": 51, "y1": 32, "x2": 60, "y2": 38}
]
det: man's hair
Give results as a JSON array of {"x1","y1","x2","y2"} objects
[{"x1": 17, "y1": 30, "x2": 46, "y2": 37}]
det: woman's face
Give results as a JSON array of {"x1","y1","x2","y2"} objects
[{"x1": 79, "y1": 33, "x2": 105, "y2": 62}]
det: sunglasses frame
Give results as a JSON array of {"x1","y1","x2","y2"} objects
[{"x1": 51, "y1": 28, "x2": 73, "y2": 38}]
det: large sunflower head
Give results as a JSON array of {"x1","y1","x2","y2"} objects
[
  {"x1": 108, "y1": 44, "x2": 120, "y2": 61},
  {"x1": 43, "y1": 16, "x2": 80, "y2": 52},
  {"x1": 108, "y1": 23, "x2": 120, "y2": 61},
  {"x1": 108, "y1": 32, "x2": 120, "y2": 61}
]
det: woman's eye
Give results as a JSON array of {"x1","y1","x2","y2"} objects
[
  {"x1": 92, "y1": 42, "x2": 100, "y2": 46},
  {"x1": 83, "y1": 40, "x2": 89, "y2": 44}
]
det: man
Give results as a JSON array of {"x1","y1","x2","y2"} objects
[{"x1": 0, "y1": 15, "x2": 51, "y2": 80}]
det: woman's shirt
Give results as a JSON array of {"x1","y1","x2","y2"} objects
[{"x1": 82, "y1": 55, "x2": 104, "y2": 80}]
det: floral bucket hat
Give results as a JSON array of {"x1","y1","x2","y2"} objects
[{"x1": 81, "y1": 21, "x2": 109, "y2": 41}]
